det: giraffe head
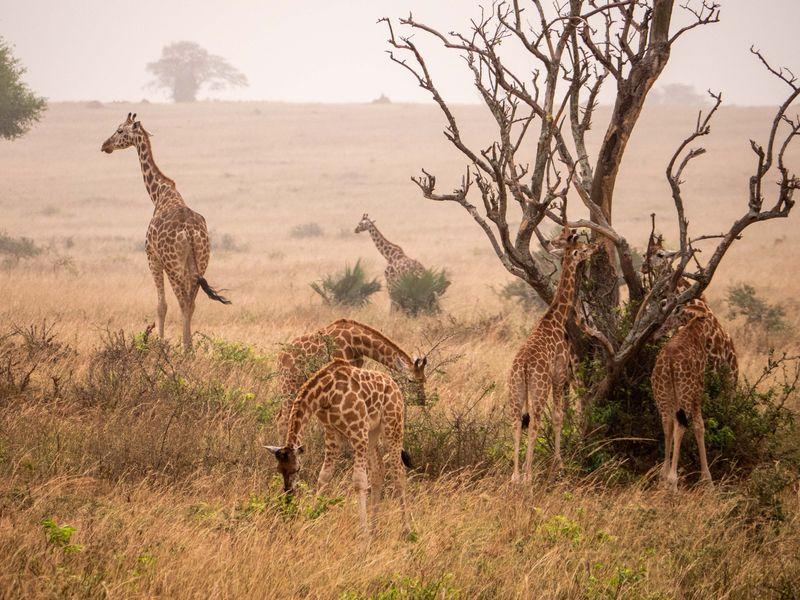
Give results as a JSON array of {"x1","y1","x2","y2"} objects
[
  {"x1": 400, "y1": 355, "x2": 427, "y2": 405},
  {"x1": 100, "y1": 113, "x2": 146, "y2": 154},
  {"x1": 547, "y1": 227, "x2": 579, "y2": 254},
  {"x1": 643, "y1": 235, "x2": 678, "y2": 280},
  {"x1": 265, "y1": 445, "x2": 304, "y2": 493},
  {"x1": 354, "y1": 213, "x2": 374, "y2": 234}
]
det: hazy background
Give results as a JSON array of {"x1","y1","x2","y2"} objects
[{"x1": 2, "y1": 0, "x2": 798, "y2": 105}]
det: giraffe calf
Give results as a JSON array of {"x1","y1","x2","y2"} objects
[
  {"x1": 652, "y1": 305, "x2": 719, "y2": 490},
  {"x1": 266, "y1": 359, "x2": 411, "y2": 537}
]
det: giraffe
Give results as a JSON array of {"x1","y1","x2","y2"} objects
[
  {"x1": 277, "y1": 318, "x2": 427, "y2": 419},
  {"x1": 276, "y1": 319, "x2": 426, "y2": 482},
  {"x1": 266, "y1": 359, "x2": 411, "y2": 537},
  {"x1": 101, "y1": 113, "x2": 230, "y2": 351},
  {"x1": 354, "y1": 214, "x2": 424, "y2": 310},
  {"x1": 652, "y1": 304, "x2": 729, "y2": 489},
  {"x1": 642, "y1": 236, "x2": 738, "y2": 387},
  {"x1": 508, "y1": 230, "x2": 597, "y2": 483}
]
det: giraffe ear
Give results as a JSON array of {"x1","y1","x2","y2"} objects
[
  {"x1": 264, "y1": 445, "x2": 283, "y2": 456},
  {"x1": 294, "y1": 445, "x2": 304, "y2": 454}
]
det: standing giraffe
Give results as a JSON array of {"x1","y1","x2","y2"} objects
[
  {"x1": 643, "y1": 236, "x2": 738, "y2": 387},
  {"x1": 101, "y1": 113, "x2": 230, "y2": 351},
  {"x1": 508, "y1": 230, "x2": 596, "y2": 483},
  {"x1": 354, "y1": 214, "x2": 424, "y2": 310},
  {"x1": 651, "y1": 304, "x2": 734, "y2": 489},
  {"x1": 266, "y1": 359, "x2": 411, "y2": 537}
]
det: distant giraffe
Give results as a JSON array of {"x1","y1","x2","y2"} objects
[
  {"x1": 652, "y1": 304, "x2": 733, "y2": 489},
  {"x1": 266, "y1": 359, "x2": 411, "y2": 537},
  {"x1": 101, "y1": 113, "x2": 230, "y2": 351},
  {"x1": 355, "y1": 214, "x2": 424, "y2": 309},
  {"x1": 508, "y1": 230, "x2": 596, "y2": 483}
]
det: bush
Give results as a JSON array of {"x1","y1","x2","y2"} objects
[
  {"x1": 310, "y1": 260, "x2": 381, "y2": 307},
  {"x1": 581, "y1": 351, "x2": 800, "y2": 485},
  {"x1": 0, "y1": 232, "x2": 40, "y2": 260},
  {"x1": 290, "y1": 222, "x2": 324, "y2": 238},
  {"x1": 389, "y1": 268, "x2": 451, "y2": 317},
  {"x1": 727, "y1": 283, "x2": 790, "y2": 333}
]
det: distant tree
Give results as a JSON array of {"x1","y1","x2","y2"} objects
[
  {"x1": 0, "y1": 37, "x2": 46, "y2": 140},
  {"x1": 650, "y1": 83, "x2": 707, "y2": 106},
  {"x1": 146, "y1": 41, "x2": 247, "y2": 102}
]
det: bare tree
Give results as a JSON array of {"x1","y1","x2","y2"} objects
[
  {"x1": 381, "y1": 1, "x2": 799, "y2": 403},
  {"x1": 147, "y1": 41, "x2": 247, "y2": 103}
]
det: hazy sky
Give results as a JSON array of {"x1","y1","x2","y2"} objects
[{"x1": 2, "y1": 0, "x2": 798, "y2": 105}]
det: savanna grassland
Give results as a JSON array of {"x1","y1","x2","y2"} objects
[{"x1": 0, "y1": 101, "x2": 799, "y2": 599}]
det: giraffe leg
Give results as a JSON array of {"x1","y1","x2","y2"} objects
[
  {"x1": 522, "y1": 379, "x2": 548, "y2": 484},
  {"x1": 351, "y1": 437, "x2": 371, "y2": 539},
  {"x1": 317, "y1": 427, "x2": 342, "y2": 491},
  {"x1": 661, "y1": 413, "x2": 674, "y2": 485},
  {"x1": 368, "y1": 428, "x2": 385, "y2": 522},
  {"x1": 384, "y1": 419, "x2": 411, "y2": 534},
  {"x1": 550, "y1": 379, "x2": 569, "y2": 474},
  {"x1": 509, "y1": 373, "x2": 526, "y2": 484},
  {"x1": 148, "y1": 255, "x2": 167, "y2": 339},
  {"x1": 179, "y1": 294, "x2": 195, "y2": 353},
  {"x1": 692, "y1": 412, "x2": 713, "y2": 486},
  {"x1": 668, "y1": 417, "x2": 686, "y2": 491}
]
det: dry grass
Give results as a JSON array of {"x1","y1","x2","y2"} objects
[{"x1": 0, "y1": 102, "x2": 799, "y2": 598}]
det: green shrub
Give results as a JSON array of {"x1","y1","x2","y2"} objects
[
  {"x1": 389, "y1": 268, "x2": 450, "y2": 317},
  {"x1": 727, "y1": 283, "x2": 790, "y2": 333},
  {"x1": 310, "y1": 260, "x2": 381, "y2": 307},
  {"x1": 290, "y1": 222, "x2": 324, "y2": 238},
  {"x1": 582, "y1": 351, "x2": 799, "y2": 483}
]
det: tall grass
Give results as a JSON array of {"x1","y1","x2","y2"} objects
[
  {"x1": 311, "y1": 260, "x2": 381, "y2": 307},
  {"x1": 0, "y1": 323, "x2": 798, "y2": 598}
]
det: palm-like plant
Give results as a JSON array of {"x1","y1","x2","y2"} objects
[{"x1": 310, "y1": 260, "x2": 381, "y2": 307}]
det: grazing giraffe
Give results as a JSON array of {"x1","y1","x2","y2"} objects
[
  {"x1": 101, "y1": 113, "x2": 230, "y2": 351},
  {"x1": 652, "y1": 304, "x2": 732, "y2": 489},
  {"x1": 354, "y1": 214, "x2": 424, "y2": 309},
  {"x1": 277, "y1": 318, "x2": 427, "y2": 421},
  {"x1": 266, "y1": 359, "x2": 411, "y2": 537},
  {"x1": 509, "y1": 230, "x2": 596, "y2": 483}
]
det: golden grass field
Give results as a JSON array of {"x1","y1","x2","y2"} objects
[{"x1": 0, "y1": 101, "x2": 798, "y2": 598}]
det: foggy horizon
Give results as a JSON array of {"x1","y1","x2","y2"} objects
[{"x1": 2, "y1": 0, "x2": 799, "y2": 107}]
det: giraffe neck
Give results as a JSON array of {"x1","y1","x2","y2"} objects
[
  {"x1": 133, "y1": 131, "x2": 181, "y2": 210},
  {"x1": 329, "y1": 319, "x2": 414, "y2": 372},
  {"x1": 545, "y1": 257, "x2": 580, "y2": 328},
  {"x1": 367, "y1": 223, "x2": 403, "y2": 262},
  {"x1": 284, "y1": 390, "x2": 317, "y2": 449}
]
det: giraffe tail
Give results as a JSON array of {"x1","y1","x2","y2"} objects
[
  {"x1": 197, "y1": 276, "x2": 232, "y2": 305},
  {"x1": 401, "y1": 449, "x2": 413, "y2": 469}
]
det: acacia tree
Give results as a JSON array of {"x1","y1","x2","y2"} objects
[
  {"x1": 146, "y1": 41, "x2": 248, "y2": 102},
  {"x1": 0, "y1": 37, "x2": 46, "y2": 140},
  {"x1": 381, "y1": 1, "x2": 799, "y2": 403}
]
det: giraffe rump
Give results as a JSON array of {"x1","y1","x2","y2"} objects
[{"x1": 197, "y1": 276, "x2": 232, "y2": 305}]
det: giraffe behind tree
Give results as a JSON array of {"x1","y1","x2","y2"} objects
[
  {"x1": 508, "y1": 229, "x2": 596, "y2": 483},
  {"x1": 355, "y1": 213, "x2": 424, "y2": 310},
  {"x1": 101, "y1": 113, "x2": 230, "y2": 351}
]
